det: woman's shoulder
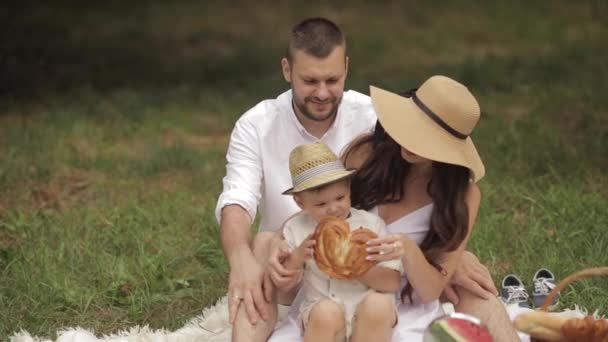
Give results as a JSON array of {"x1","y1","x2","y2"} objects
[
  {"x1": 466, "y1": 182, "x2": 481, "y2": 206},
  {"x1": 463, "y1": 182, "x2": 482, "y2": 224}
]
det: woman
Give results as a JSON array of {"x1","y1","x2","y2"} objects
[{"x1": 269, "y1": 75, "x2": 521, "y2": 341}]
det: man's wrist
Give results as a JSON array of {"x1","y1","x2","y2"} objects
[
  {"x1": 269, "y1": 235, "x2": 284, "y2": 251},
  {"x1": 227, "y1": 244, "x2": 255, "y2": 266}
]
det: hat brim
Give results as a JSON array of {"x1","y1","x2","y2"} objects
[
  {"x1": 370, "y1": 86, "x2": 485, "y2": 182},
  {"x1": 283, "y1": 169, "x2": 356, "y2": 195}
]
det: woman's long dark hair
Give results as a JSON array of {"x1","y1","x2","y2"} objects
[{"x1": 344, "y1": 89, "x2": 472, "y2": 301}]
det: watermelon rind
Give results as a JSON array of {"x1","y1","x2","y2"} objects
[
  {"x1": 428, "y1": 319, "x2": 467, "y2": 342},
  {"x1": 426, "y1": 316, "x2": 493, "y2": 342}
]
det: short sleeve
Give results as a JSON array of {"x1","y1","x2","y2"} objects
[
  {"x1": 282, "y1": 219, "x2": 299, "y2": 251},
  {"x1": 377, "y1": 258, "x2": 403, "y2": 274}
]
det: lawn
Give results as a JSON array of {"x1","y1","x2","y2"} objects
[{"x1": 1, "y1": 0, "x2": 607, "y2": 339}]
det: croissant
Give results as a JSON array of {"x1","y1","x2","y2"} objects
[
  {"x1": 312, "y1": 216, "x2": 378, "y2": 280},
  {"x1": 514, "y1": 311, "x2": 608, "y2": 342},
  {"x1": 513, "y1": 267, "x2": 608, "y2": 342},
  {"x1": 562, "y1": 316, "x2": 608, "y2": 342}
]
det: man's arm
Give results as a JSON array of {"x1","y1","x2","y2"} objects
[
  {"x1": 221, "y1": 205, "x2": 270, "y2": 325},
  {"x1": 220, "y1": 204, "x2": 254, "y2": 267},
  {"x1": 265, "y1": 215, "x2": 306, "y2": 299},
  {"x1": 217, "y1": 115, "x2": 268, "y2": 325},
  {"x1": 221, "y1": 204, "x2": 256, "y2": 273},
  {"x1": 272, "y1": 225, "x2": 313, "y2": 293}
]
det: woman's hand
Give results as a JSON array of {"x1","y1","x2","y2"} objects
[
  {"x1": 442, "y1": 250, "x2": 498, "y2": 304},
  {"x1": 365, "y1": 234, "x2": 409, "y2": 261}
]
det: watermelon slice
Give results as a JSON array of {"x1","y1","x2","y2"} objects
[{"x1": 424, "y1": 313, "x2": 493, "y2": 342}]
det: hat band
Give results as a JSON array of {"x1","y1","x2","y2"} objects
[
  {"x1": 292, "y1": 160, "x2": 346, "y2": 188},
  {"x1": 412, "y1": 93, "x2": 468, "y2": 140}
]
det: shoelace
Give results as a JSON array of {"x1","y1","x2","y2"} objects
[
  {"x1": 534, "y1": 277, "x2": 557, "y2": 295},
  {"x1": 504, "y1": 285, "x2": 529, "y2": 304}
]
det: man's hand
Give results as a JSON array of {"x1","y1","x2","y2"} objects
[
  {"x1": 443, "y1": 251, "x2": 499, "y2": 304},
  {"x1": 266, "y1": 239, "x2": 303, "y2": 295},
  {"x1": 227, "y1": 249, "x2": 270, "y2": 325}
]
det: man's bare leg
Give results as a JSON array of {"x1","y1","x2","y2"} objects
[
  {"x1": 232, "y1": 231, "x2": 278, "y2": 342},
  {"x1": 454, "y1": 286, "x2": 520, "y2": 342}
]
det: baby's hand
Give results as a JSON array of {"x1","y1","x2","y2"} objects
[{"x1": 292, "y1": 233, "x2": 316, "y2": 265}]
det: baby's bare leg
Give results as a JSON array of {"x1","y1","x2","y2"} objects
[
  {"x1": 304, "y1": 299, "x2": 346, "y2": 342},
  {"x1": 350, "y1": 292, "x2": 396, "y2": 342}
]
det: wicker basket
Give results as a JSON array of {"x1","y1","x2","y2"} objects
[{"x1": 513, "y1": 267, "x2": 608, "y2": 342}]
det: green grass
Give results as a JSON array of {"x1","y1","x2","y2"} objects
[{"x1": 1, "y1": 0, "x2": 607, "y2": 339}]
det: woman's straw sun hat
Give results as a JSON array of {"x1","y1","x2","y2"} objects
[
  {"x1": 370, "y1": 75, "x2": 485, "y2": 182},
  {"x1": 283, "y1": 142, "x2": 355, "y2": 195}
]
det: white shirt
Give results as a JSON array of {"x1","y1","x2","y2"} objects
[{"x1": 215, "y1": 89, "x2": 377, "y2": 231}]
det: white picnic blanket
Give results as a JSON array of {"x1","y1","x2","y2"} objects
[{"x1": 9, "y1": 296, "x2": 594, "y2": 342}]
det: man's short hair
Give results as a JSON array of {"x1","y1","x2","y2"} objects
[{"x1": 286, "y1": 17, "x2": 346, "y2": 63}]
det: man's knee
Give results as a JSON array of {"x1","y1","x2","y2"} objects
[
  {"x1": 455, "y1": 287, "x2": 520, "y2": 342},
  {"x1": 455, "y1": 286, "x2": 497, "y2": 313},
  {"x1": 455, "y1": 286, "x2": 506, "y2": 323},
  {"x1": 233, "y1": 305, "x2": 277, "y2": 342},
  {"x1": 308, "y1": 299, "x2": 345, "y2": 331}
]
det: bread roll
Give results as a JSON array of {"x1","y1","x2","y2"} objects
[{"x1": 312, "y1": 217, "x2": 378, "y2": 279}]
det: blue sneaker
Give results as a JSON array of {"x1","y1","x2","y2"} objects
[
  {"x1": 500, "y1": 274, "x2": 531, "y2": 308},
  {"x1": 532, "y1": 268, "x2": 559, "y2": 309}
]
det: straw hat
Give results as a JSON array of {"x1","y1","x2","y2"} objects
[
  {"x1": 370, "y1": 75, "x2": 485, "y2": 182},
  {"x1": 283, "y1": 142, "x2": 355, "y2": 195}
]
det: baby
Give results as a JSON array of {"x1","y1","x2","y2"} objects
[{"x1": 276, "y1": 141, "x2": 402, "y2": 342}]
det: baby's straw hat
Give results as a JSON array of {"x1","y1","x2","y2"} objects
[{"x1": 283, "y1": 142, "x2": 355, "y2": 195}]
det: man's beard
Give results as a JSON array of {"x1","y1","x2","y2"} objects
[{"x1": 293, "y1": 95, "x2": 341, "y2": 123}]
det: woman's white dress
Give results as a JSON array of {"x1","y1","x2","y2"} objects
[{"x1": 269, "y1": 204, "x2": 445, "y2": 341}]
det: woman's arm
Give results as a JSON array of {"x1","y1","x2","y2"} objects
[
  {"x1": 367, "y1": 183, "x2": 481, "y2": 303},
  {"x1": 404, "y1": 183, "x2": 481, "y2": 302},
  {"x1": 357, "y1": 266, "x2": 401, "y2": 292}
]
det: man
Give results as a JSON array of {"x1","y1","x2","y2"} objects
[{"x1": 216, "y1": 17, "x2": 517, "y2": 342}]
